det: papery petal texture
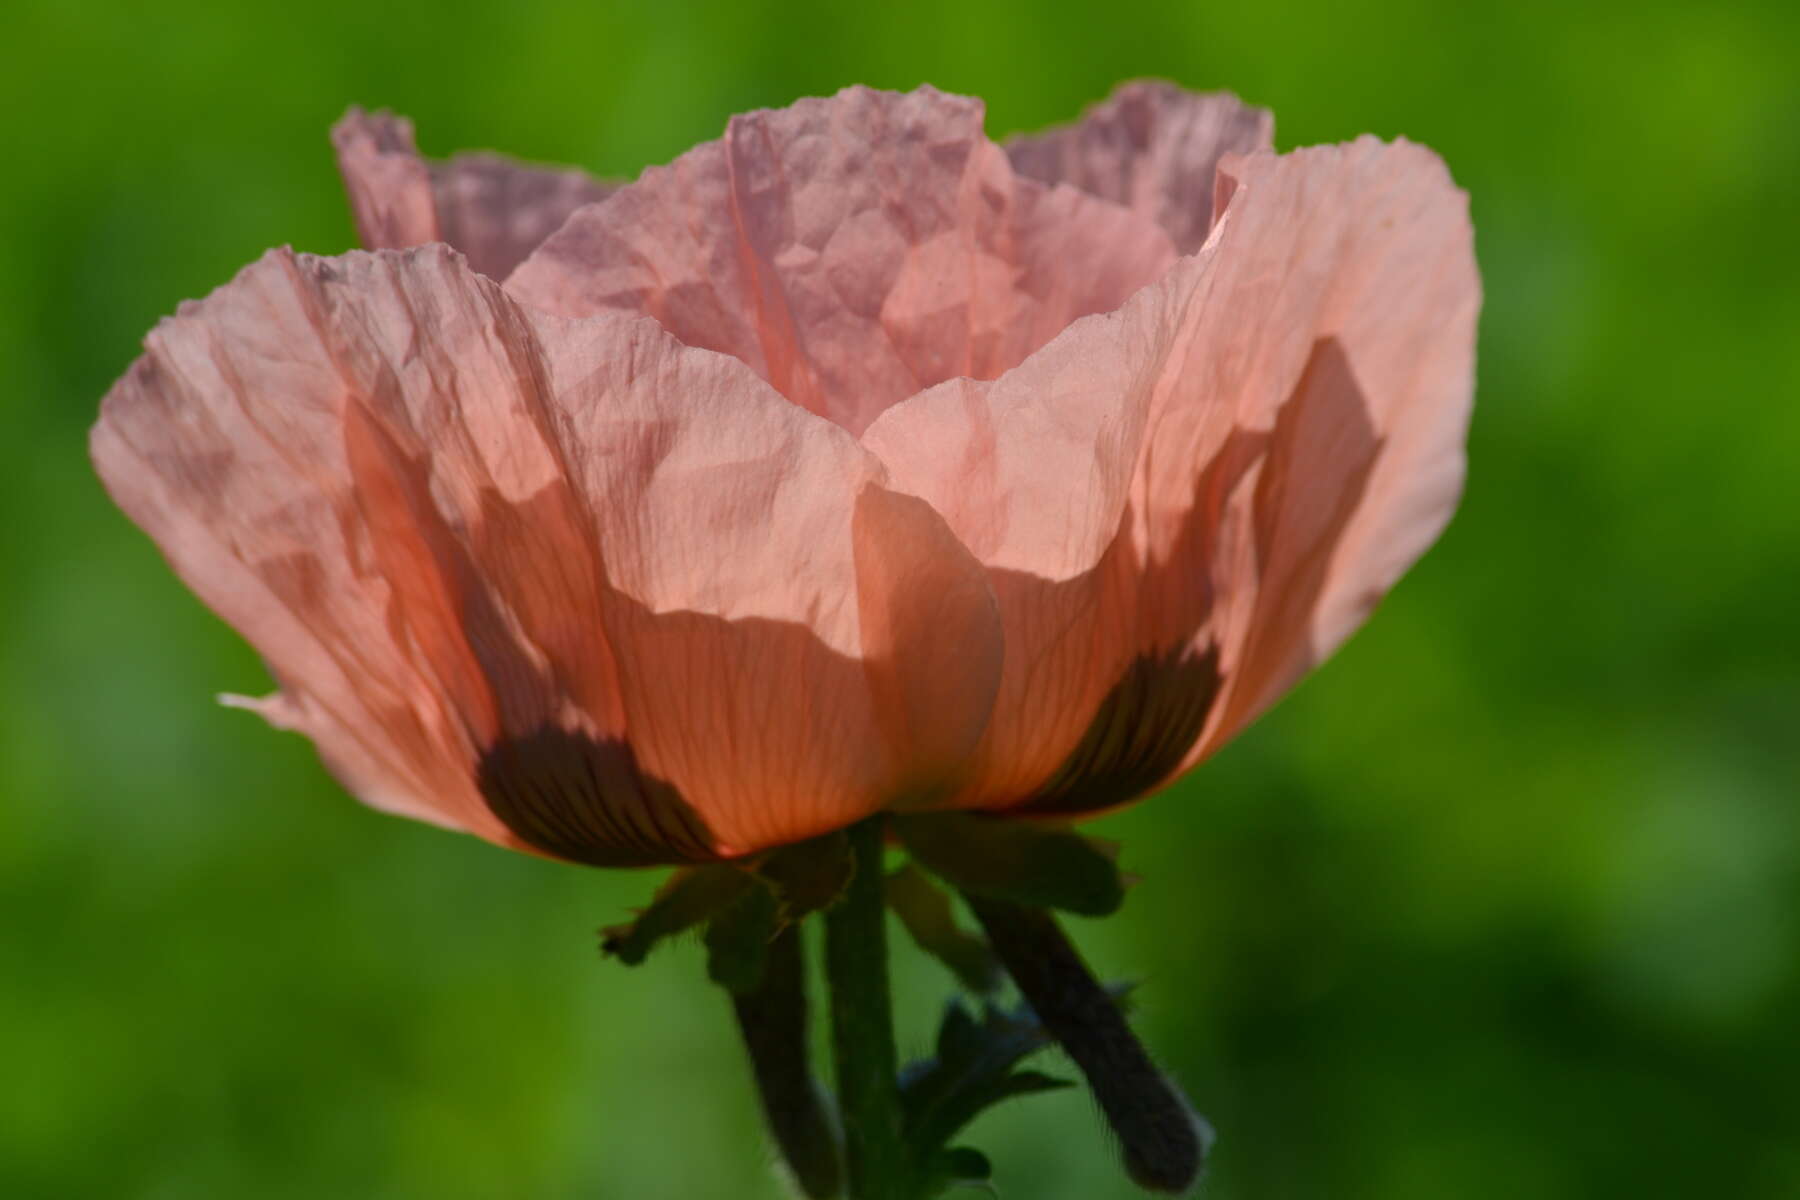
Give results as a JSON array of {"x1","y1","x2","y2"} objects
[
  {"x1": 1006, "y1": 79, "x2": 1274, "y2": 254},
  {"x1": 97, "y1": 81, "x2": 1478, "y2": 862},
  {"x1": 333, "y1": 109, "x2": 615, "y2": 281},
  {"x1": 506, "y1": 86, "x2": 1179, "y2": 437},
  {"x1": 93, "y1": 245, "x2": 1002, "y2": 863},
  {"x1": 865, "y1": 134, "x2": 1478, "y2": 816}
]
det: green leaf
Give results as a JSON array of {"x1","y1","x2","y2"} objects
[
  {"x1": 937, "y1": 1146, "x2": 992, "y2": 1181},
  {"x1": 887, "y1": 864, "x2": 1003, "y2": 993},
  {"x1": 599, "y1": 865, "x2": 756, "y2": 966},
  {"x1": 899, "y1": 997, "x2": 1076, "y2": 1160},
  {"x1": 920, "y1": 1145, "x2": 998, "y2": 1195},
  {"x1": 893, "y1": 812, "x2": 1126, "y2": 917}
]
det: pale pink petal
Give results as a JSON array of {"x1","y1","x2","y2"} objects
[
  {"x1": 93, "y1": 245, "x2": 1001, "y2": 862},
  {"x1": 331, "y1": 109, "x2": 437, "y2": 255},
  {"x1": 864, "y1": 138, "x2": 1478, "y2": 814},
  {"x1": 331, "y1": 108, "x2": 614, "y2": 280},
  {"x1": 506, "y1": 86, "x2": 1176, "y2": 436},
  {"x1": 1006, "y1": 80, "x2": 1274, "y2": 254},
  {"x1": 429, "y1": 152, "x2": 615, "y2": 281},
  {"x1": 1150, "y1": 140, "x2": 1480, "y2": 768},
  {"x1": 91, "y1": 254, "x2": 503, "y2": 843}
]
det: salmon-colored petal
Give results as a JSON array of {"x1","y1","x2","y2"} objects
[
  {"x1": 506, "y1": 85, "x2": 1176, "y2": 436},
  {"x1": 524, "y1": 292, "x2": 1003, "y2": 851},
  {"x1": 1149, "y1": 140, "x2": 1480, "y2": 769},
  {"x1": 331, "y1": 109, "x2": 437, "y2": 256},
  {"x1": 853, "y1": 485, "x2": 1004, "y2": 805},
  {"x1": 1006, "y1": 80, "x2": 1273, "y2": 254},
  {"x1": 865, "y1": 137, "x2": 1477, "y2": 815},
  {"x1": 90, "y1": 253, "x2": 503, "y2": 843},
  {"x1": 860, "y1": 271, "x2": 1186, "y2": 804},
  {"x1": 331, "y1": 108, "x2": 614, "y2": 280},
  {"x1": 93, "y1": 245, "x2": 1002, "y2": 862}
]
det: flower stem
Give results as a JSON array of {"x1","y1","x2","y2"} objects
[
  {"x1": 823, "y1": 815, "x2": 909, "y2": 1199},
  {"x1": 726, "y1": 923, "x2": 842, "y2": 1199}
]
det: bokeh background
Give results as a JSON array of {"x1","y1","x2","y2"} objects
[{"x1": 3, "y1": 0, "x2": 1797, "y2": 1196}]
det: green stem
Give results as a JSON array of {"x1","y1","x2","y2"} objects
[{"x1": 823, "y1": 815, "x2": 910, "y2": 1199}]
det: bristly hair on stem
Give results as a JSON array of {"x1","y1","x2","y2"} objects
[
  {"x1": 724, "y1": 923, "x2": 843, "y2": 1199},
  {"x1": 607, "y1": 813, "x2": 1209, "y2": 1198},
  {"x1": 964, "y1": 894, "x2": 1209, "y2": 1193}
]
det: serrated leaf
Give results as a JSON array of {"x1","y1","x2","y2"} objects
[
  {"x1": 888, "y1": 865, "x2": 1002, "y2": 994},
  {"x1": 900, "y1": 997, "x2": 1072, "y2": 1160},
  {"x1": 935, "y1": 1000, "x2": 985, "y2": 1064},
  {"x1": 893, "y1": 812, "x2": 1125, "y2": 917},
  {"x1": 599, "y1": 865, "x2": 755, "y2": 965}
]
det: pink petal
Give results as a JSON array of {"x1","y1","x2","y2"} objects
[
  {"x1": 331, "y1": 109, "x2": 436, "y2": 255},
  {"x1": 505, "y1": 86, "x2": 1177, "y2": 437},
  {"x1": 331, "y1": 108, "x2": 614, "y2": 281},
  {"x1": 1157, "y1": 140, "x2": 1480, "y2": 768},
  {"x1": 1006, "y1": 80, "x2": 1274, "y2": 254},
  {"x1": 864, "y1": 137, "x2": 1478, "y2": 814},
  {"x1": 860, "y1": 279, "x2": 1178, "y2": 805},
  {"x1": 93, "y1": 245, "x2": 1001, "y2": 862}
]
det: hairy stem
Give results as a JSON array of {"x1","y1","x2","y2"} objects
[
  {"x1": 965, "y1": 895, "x2": 1205, "y2": 1193},
  {"x1": 728, "y1": 923, "x2": 843, "y2": 1198}
]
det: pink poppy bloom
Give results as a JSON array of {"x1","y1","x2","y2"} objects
[{"x1": 92, "y1": 82, "x2": 1479, "y2": 868}]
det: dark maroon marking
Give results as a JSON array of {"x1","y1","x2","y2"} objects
[
  {"x1": 1016, "y1": 643, "x2": 1223, "y2": 817},
  {"x1": 477, "y1": 727, "x2": 716, "y2": 866}
]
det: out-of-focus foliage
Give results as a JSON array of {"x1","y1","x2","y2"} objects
[{"x1": 2, "y1": 1, "x2": 1795, "y2": 1196}]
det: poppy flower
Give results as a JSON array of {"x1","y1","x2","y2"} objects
[{"x1": 92, "y1": 82, "x2": 1478, "y2": 869}]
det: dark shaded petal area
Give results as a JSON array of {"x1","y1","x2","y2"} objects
[
  {"x1": 1006, "y1": 80, "x2": 1274, "y2": 254},
  {"x1": 333, "y1": 108, "x2": 615, "y2": 280}
]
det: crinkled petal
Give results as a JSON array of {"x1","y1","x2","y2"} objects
[
  {"x1": 1143, "y1": 140, "x2": 1480, "y2": 772},
  {"x1": 864, "y1": 137, "x2": 1478, "y2": 814},
  {"x1": 331, "y1": 108, "x2": 614, "y2": 280},
  {"x1": 506, "y1": 85, "x2": 1177, "y2": 436},
  {"x1": 861, "y1": 270, "x2": 1185, "y2": 804},
  {"x1": 92, "y1": 245, "x2": 1001, "y2": 862},
  {"x1": 1006, "y1": 80, "x2": 1274, "y2": 254}
]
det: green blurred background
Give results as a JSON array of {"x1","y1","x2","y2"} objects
[{"x1": 3, "y1": 0, "x2": 1797, "y2": 1196}]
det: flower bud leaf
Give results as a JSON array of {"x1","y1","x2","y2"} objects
[
  {"x1": 704, "y1": 881, "x2": 781, "y2": 994},
  {"x1": 899, "y1": 997, "x2": 1076, "y2": 1161},
  {"x1": 599, "y1": 865, "x2": 757, "y2": 966},
  {"x1": 754, "y1": 830, "x2": 855, "y2": 922},
  {"x1": 892, "y1": 812, "x2": 1126, "y2": 917},
  {"x1": 886, "y1": 864, "x2": 1004, "y2": 994}
]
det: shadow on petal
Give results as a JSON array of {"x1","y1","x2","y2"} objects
[
  {"x1": 1211, "y1": 335, "x2": 1384, "y2": 742},
  {"x1": 995, "y1": 335, "x2": 1383, "y2": 817}
]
